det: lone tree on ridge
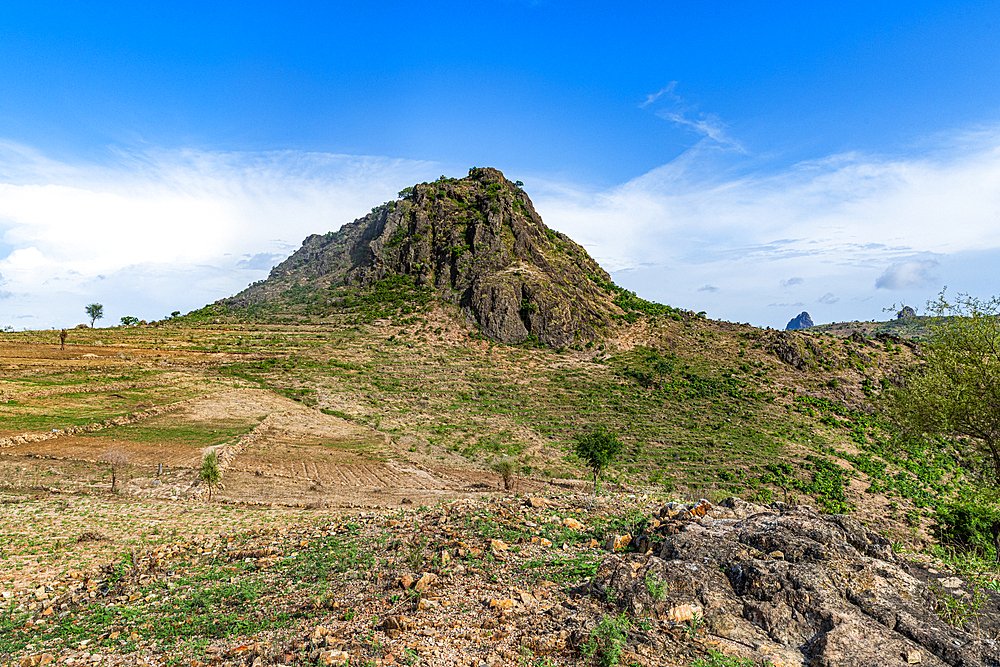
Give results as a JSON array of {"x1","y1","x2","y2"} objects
[
  {"x1": 573, "y1": 425, "x2": 625, "y2": 493},
  {"x1": 85, "y1": 303, "x2": 103, "y2": 328}
]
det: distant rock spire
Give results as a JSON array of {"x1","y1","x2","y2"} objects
[{"x1": 786, "y1": 311, "x2": 814, "y2": 330}]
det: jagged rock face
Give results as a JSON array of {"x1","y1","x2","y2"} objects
[
  {"x1": 898, "y1": 306, "x2": 917, "y2": 319},
  {"x1": 766, "y1": 330, "x2": 838, "y2": 372},
  {"x1": 590, "y1": 499, "x2": 1000, "y2": 667},
  {"x1": 226, "y1": 167, "x2": 620, "y2": 347},
  {"x1": 786, "y1": 312, "x2": 814, "y2": 330}
]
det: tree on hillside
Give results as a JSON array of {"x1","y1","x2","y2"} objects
[
  {"x1": 574, "y1": 425, "x2": 625, "y2": 493},
  {"x1": 885, "y1": 291, "x2": 1000, "y2": 482},
  {"x1": 85, "y1": 303, "x2": 103, "y2": 328},
  {"x1": 200, "y1": 450, "x2": 221, "y2": 501}
]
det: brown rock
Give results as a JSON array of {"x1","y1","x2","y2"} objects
[
  {"x1": 605, "y1": 534, "x2": 631, "y2": 552},
  {"x1": 663, "y1": 603, "x2": 702, "y2": 623},
  {"x1": 413, "y1": 572, "x2": 437, "y2": 592},
  {"x1": 906, "y1": 650, "x2": 922, "y2": 664},
  {"x1": 317, "y1": 650, "x2": 349, "y2": 666},
  {"x1": 381, "y1": 615, "x2": 412, "y2": 639}
]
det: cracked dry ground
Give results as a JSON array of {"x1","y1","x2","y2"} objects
[{"x1": 5, "y1": 493, "x2": 725, "y2": 667}]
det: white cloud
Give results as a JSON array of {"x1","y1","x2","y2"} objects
[
  {"x1": 875, "y1": 259, "x2": 941, "y2": 290},
  {"x1": 0, "y1": 144, "x2": 441, "y2": 328},
  {"x1": 534, "y1": 125, "x2": 1000, "y2": 327},
  {"x1": 5, "y1": 122, "x2": 1000, "y2": 331}
]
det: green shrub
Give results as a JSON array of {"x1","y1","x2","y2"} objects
[
  {"x1": 580, "y1": 614, "x2": 630, "y2": 667},
  {"x1": 934, "y1": 499, "x2": 1000, "y2": 556}
]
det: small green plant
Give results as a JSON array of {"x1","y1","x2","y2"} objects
[
  {"x1": 691, "y1": 649, "x2": 757, "y2": 667},
  {"x1": 406, "y1": 536, "x2": 426, "y2": 571},
  {"x1": 929, "y1": 578, "x2": 989, "y2": 629},
  {"x1": 580, "y1": 613, "x2": 630, "y2": 667},
  {"x1": 686, "y1": 611, "x2": 703, "y2": 639},
  {"x1": 644, "y1": 572, "x2": 666, "y2": 601}
]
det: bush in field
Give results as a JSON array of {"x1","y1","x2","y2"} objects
[{"x1": 490, "y1": 456, "x2": 520, "y2": 492}]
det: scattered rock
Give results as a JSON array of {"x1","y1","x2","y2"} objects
[
  {"x1": 381, "y1": 615, "x2": 412, "y2": 638},
  {"x1": 317, "y1": 649, "x2": 349, "y2": 666}
]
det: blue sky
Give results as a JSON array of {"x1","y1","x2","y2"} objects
[{"x1": 2, "y1": 1, "x2": 1000, "y2": 329}]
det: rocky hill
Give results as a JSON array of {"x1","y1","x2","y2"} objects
[{"x1": 225, "y1": 168, "x2": 666, "y2": 348}]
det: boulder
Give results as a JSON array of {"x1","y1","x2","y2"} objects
[{"x1": 589, "y1": 501, "x2": 1000, "y2": 667}]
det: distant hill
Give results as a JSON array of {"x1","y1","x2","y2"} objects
[
  {"x1": 809, "y1": 315, "x2": 936, "y2": 340},
  {"x1": 223, "y1": 167, "x2": 682, "y2": 347}
]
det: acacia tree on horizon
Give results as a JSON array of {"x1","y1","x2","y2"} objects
[{"x1": 85, "y1": 303, "x2": 103, "y2": 328}]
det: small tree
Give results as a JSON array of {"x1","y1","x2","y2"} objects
[
  {"x1": 200, "y1": 450, "x2": 221, "y2": 501},
  {"x1": 85, "y1": 303, "x2": 103, "y2": 328},
  {"x1": 120, "y1": 316, "x2": 139, "y2": 326},
  {"x1": 885, "y1": 291, "x2": 1000, "y2": 482},
  {"x1": 490, "y1": 457, "x2": 520, "y2": 492},
  {"x1": 106, "y1": 446, "x2": 130, "y2": 493},
  {"x1": 574, "y1": 426, "x2": 625, "y2": 493}
]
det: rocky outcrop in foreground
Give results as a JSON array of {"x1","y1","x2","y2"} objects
[{"x1": 591, "y1": 498, "x2": 1000, "y2": 667}]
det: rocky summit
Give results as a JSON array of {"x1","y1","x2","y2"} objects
[
  {"x1": 786, "y1": 311, "x2": 814, "y2": 330},
  {"x1": 225, "y1": 168, "x2": 635, "y2": 347}
]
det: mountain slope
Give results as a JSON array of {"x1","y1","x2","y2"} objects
[{"x1": 226, "y1": 167, "x2": 656, "y2": 347}]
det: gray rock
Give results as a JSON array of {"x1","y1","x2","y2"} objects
[{"x1": 590, "y1": 502, "x2": 1000, "y2": 667}]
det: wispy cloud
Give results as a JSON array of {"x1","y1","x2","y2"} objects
[
  {"x1": 639, "y1": 82, "x2": 677, "y2": 109},
  {"x1": 780, "y1": 277, "x2": 804, "y2": 287},
  {"x1": 640, "y1": 83, "x2": 744, "y2": 152},
  {"x1": 697, "y1": 284, "x2": 719, "y2": 293},
  {"x1": 817, "y1": 292, "x2": 840, "y2": 304}
]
